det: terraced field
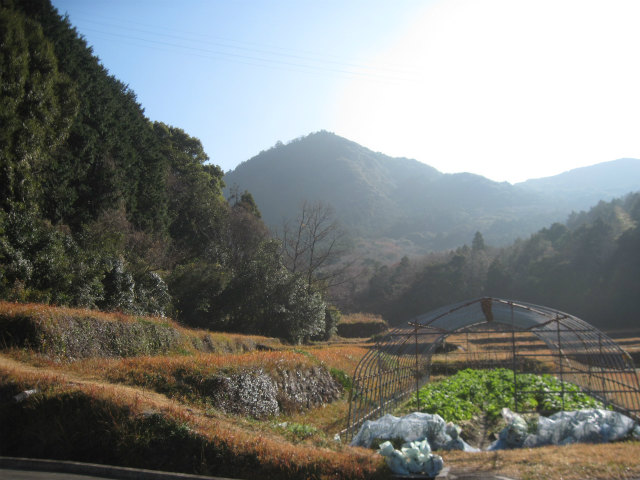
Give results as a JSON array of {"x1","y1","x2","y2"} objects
[{"x1": 1, "y1": 302, "x2": 639, "y2": 479}]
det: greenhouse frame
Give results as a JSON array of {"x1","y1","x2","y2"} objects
[{"x1": 344, "y1": 297, "x2": 640, "y2": 441}]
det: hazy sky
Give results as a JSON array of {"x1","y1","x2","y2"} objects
[{"x1": 51, "y1": 0, "x2": 640, "y2": 183}]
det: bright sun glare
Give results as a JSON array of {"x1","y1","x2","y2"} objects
[{"x1": 335, "y1": 0, "x2": 640, "y2": 183}]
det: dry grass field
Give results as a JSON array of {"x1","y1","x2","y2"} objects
[
  {"x1": 1, "y1": 302, "x2": 640, "y2": 479},
  {"x1": 442, "y1": 442, "x2": 640, "y2": 480}
]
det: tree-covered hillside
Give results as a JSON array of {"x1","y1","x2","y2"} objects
[
  {"x1": 0, "y1": 0, "x2": 331, "y2": 343},
  {"x1": 224, "y1": 132, "x2": 547, "y2": 252},
  {"x1": 224, "y1": 132, "x2": 640, "y2": 256},
  {"x1": 516, "y1": 158, "x2": 640, "y2": 211},
  {"x1": 351, "y1": 193, "x2": 640, "y2": 332},
  {"x1": 3, "y1": 0, "x2": 639, "y2": 339}
]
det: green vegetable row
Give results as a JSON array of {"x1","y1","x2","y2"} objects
[{"x1": 404, "y1": 368, "x2": 602, "y2": 423}]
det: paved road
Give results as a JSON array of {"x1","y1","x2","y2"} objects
[
  {"x1": 0, "y1": 458, "x2": 521, "y2": 480},
  {"x1": 0, "y1": 458, "x2": 232, "y2": 480},
  {"x1": 0, "y1": 468, "x2": 516, "y2": 480},
  {"x1": 0, "y1": 468, "x2": 107, "y2": 479}
]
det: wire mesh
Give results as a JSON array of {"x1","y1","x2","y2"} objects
[{"x1": 344, "y1": 297, "x2": 640, "y2": 441}]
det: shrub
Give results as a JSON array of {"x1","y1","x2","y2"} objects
[
  {"x1": 336, "y1": 313, "x2": 388, "y2": 338},
  {"x1": 330, "y1": 368, "x2": 353, "y2": 392},
  {"x1": 277, "y1": 422, "x2": 321, "y2": 441},
  {"x1": 0, "y1": 302, "x2": 181, "y2": 358}
]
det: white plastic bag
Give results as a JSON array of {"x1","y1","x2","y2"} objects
[
  {"x1": 351, "y1": 412, "x2": 478, "y2": 451},
  {"x1": 491, "y1": 408, "x2": 639, "y2": 450},
  {"x1": 378, "y1": 440, "x2": 444, "y2": 477}
]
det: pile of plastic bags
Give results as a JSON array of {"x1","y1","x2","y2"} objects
[
  {"x1": 351, "y1": 412, "x2": 479, "y2": 476},
  {"x1": 378, "y1": 439, "x2": 443, "y2": 477},
  {"x1": 489, "y1": 408, "x2": 640, "y2": 450},
  {"x1": 350, "y1": 411, "x2": 478, "y2": 451},
  {"x1": 350, "y1": 409, "x2": 640, "y2": 475}
]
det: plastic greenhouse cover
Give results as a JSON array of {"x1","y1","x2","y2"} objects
[
  {"x1": 351, "y1": 409, "x2": 640, "y2": 461},
  {"x1": 350, "y1": 412, "x2": 479, "y2": 452},
  {"x1": 489, "y1": 408, "x2": 640, "y2": 450}
]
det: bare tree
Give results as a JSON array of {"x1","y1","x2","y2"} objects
[{"x1": 279, "y1": 201, "x2": 352, "y2": 292}]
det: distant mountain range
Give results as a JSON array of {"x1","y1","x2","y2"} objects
[
  {"x1": 516, "y1": 158, "x2": 640, "y2": 210},
  {"x1": 223, "y1": 131, "x2": 640, "y2": 257}
]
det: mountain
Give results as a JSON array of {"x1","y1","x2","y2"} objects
[
  {"x1": 352, "y1": 191, "x2": 640, "y2": 332},
  {"x1": 516, "y1": 158, "x2": 640, "y2": 210},
  {"x1": 224, "y1": 132, "x2": 640, "y2": 256},
  {"x1": 226, "y1": 132, "x2": 432, "y2": 236}
]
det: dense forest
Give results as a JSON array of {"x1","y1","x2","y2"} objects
[
  {"x1": 0, "y1": 0, "x2": 335, "y2": 343},
  {"x1": 350, "y1": 192, "x2": 640, "y2": 332},
  {"x1": 2, "y1": 0, "x2": 638, "y2": 339},
  {"x1": 225, "y1": 131, "x2": 556, "y2": 254},
  {"x1": 224, "y1": 132, "x2": 640, "y2": 258}
]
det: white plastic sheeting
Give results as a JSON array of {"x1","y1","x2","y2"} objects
[
  {"x1": 489, "y1": 408, "x2": 640, "y2": 450},
  {"x1": 378, "y1": 439, "x2": 444, "y2": 477},
  {"x1": 350, "y1": 412, "x2": 479, "y2": 452},
  {"x1": 351, "y1": 408, "x2": 639, "y2": 476}
]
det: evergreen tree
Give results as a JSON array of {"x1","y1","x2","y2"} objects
[{"x1": 0, "y1": 6, "x2": 77, "y2": 212}]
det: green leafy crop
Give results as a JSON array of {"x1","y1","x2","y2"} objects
[{"x1": 404, "y1": 368, "x2": 602, "y2": 423}]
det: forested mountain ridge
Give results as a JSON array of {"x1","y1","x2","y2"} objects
[
  {"x1": 3, "y1": 0, "x2": 639, "y2": 338},
  {"x1": 516, "y1": 158, "x2": 640, "y2": 210},
  {"x1": 226, "y1": 132, "x2": 441, "y2": 237},
  {"x1": 224, "y1": 132, "x2": 640, "y2": 255},
  {"x1": 0, "y1": 0, "x2": 333, "y2": 343},
  {"x1": 350, "y1": 192, "x2": 640, "y2": 332}
]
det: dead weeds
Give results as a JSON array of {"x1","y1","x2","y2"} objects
[{"x1": 442, "y1": 442, "x2": 640, "y2": 480}]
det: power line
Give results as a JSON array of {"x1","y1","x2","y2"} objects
[
  {"x1": 74, "y1": 16, "x2": 419, "y2": 76},
  {"x1": 62, "y1": 9, "x2": 421, "y2": 83},
  {"x1": 80, "y1": 26, "x2": 418, "y2": 83}
]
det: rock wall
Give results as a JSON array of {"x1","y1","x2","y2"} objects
[
  {"x1": 274, "y1": 365, "x2": 343, "y2": 412},
  {"x1": 202, "y1": 370, "x2": 280, "y2": 417},
  {"x1": 203, "y1": 366, "x2": 342, "y2": 418}
]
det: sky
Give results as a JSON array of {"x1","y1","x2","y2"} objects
[{"x1": 50, "y1": 0, "x2": 640, "y2": 184}]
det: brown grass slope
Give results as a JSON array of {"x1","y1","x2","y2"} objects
[
  {"x1": 0, "y1": 301, "x2": 386, "y2": 479},
  {"x1": 1, "y1": 302, "x2": 640, "y2": 479},
  {"x1": 0, "y1": 356, "x2": 383, "y2": 479}
]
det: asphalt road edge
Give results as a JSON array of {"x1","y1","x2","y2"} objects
[{"x1": 0, "y1": 457, "x2": 235, "y2": 480}]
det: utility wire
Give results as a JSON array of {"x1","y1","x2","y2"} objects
[
  {"x1": 75, "y1": 16, "x2": 419, "y2": 76},
  {"x1": 66, "y1": 9, "x2": 418, "y2": 73},
  {"x1": 63, "y1": 10, "x2": 421, "y2": 83},
  {"x1": 80, "y1": 26, "x2": 418, "y2": 83}
]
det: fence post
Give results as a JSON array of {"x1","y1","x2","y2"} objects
[{"x1": 415, "y1": 323, "x2": 420, "y2": 410}]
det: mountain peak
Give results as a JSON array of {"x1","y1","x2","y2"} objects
[
  {"x1": 224, "y1": 134, "x2": 640, "y2": 257},
  {"x1": 225, "y1": 132, "x2": 443, "y2": 237},
  {"x1": 516, "y1": 158, "x2": 640, "y2": 209}
]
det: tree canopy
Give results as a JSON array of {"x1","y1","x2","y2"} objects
[
  {"x1": 2, "y1": 0, "x2": 638, "y2": 339},
  {"x1": 0, "y1": 0, "x2": 329, "y2": 343},
  {"x1": 351, "y1": 193, "x2": 640, "y2": 332}
]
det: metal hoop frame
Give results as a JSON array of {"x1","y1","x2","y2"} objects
[{"x1": 344, "y1": 297, "x2": 640, "y2": 441}]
